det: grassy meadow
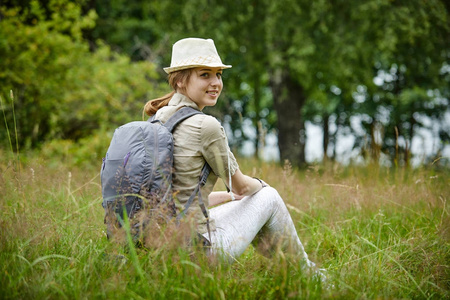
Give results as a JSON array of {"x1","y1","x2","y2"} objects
[{"x1": 0, "y1": 151, "x2": 449, "y2": 299}]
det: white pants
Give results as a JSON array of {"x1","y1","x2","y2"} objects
[{"x1": 204, "y1": 187, "x2": 318, "y2": 271}]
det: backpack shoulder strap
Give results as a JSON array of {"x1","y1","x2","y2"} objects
[
  {"x1": 163, "y1": 106, "x2": 203, "y2": 133},
  {"x1": 176, "y1": 163, "x2": 213, "y2": 241}
]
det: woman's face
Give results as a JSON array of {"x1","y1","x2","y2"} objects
[{"x1": 178, "y1": 67, "x2": 223, "y2": 110}]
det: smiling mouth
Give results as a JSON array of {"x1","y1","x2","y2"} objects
[{"x1": 207, "y1": 91, "x2": 219, "y2": 96}]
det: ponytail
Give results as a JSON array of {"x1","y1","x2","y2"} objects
[
  {"x1": 144, "y1": 91, "x2": 175, "y2": 116},
  {"x1": 143, "y1": 69, "x2": 192, "y2": 116}
]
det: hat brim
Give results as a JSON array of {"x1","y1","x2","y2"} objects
[{"x1": 163, "y1": 63, "x2": 232, "y2": 74}]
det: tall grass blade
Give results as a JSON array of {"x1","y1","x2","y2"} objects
[
  {"x1": 0, "y1": 95, "x2": 14, "y2": 154},
  {"x1": 30, "y1": 254, "x2": 73, "y2": 267},
  {"x1": 121, "y1": 210, "x2": 146, "y2": 282},
  {"x1": 9, "y1": 90, "x2": 20, "y2": 171}
]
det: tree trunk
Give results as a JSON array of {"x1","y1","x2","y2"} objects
[
  {"x1": 270, "y1": 69, "x2": 306, "y2": 167},
  {"x1": 253, "y1": 75, "x2": 261, "y2": 159},
  {"x1": 405, "y1": 114, "x2": 416, "y2": 168},
  {"x1": 323, "y1": 114, "x2": 329, "y2": 162},
  {"x1": 370, "y1": 120, "x2": 381, "y2": 163}
]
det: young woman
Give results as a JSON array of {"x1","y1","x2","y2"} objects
[{"x1": 144, "y1": 38, "x2": 326, "y2": 280}]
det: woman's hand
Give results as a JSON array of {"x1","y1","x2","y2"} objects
[
  {"x1": 208, "y1": 191, "x2": 243, "y2": 207},
  {"x1": 231, "y1": 193, "x2": 245, "y2": 200}
]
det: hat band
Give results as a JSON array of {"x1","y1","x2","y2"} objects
[{"x1": 170, "y1": 55, "x2": 224, "y2": 68}]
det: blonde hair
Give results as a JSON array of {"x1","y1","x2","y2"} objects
[{"x1": 144, "y1": 69, "x2": 192, "y2": 116}]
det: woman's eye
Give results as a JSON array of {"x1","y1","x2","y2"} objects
[
  {"x1": 216, "y1": 73, "x2": 222, "y2": 79},
  {"x1": 200, "y1": 73, "x2": 209, "y2": 77}
]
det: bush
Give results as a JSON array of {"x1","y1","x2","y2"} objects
[
  {"x1": 40, "y1": 128, "x2": 113, "y2": 168},
  {"x1": 0, "y1": 1, "x2": 167, "y2": 150}
]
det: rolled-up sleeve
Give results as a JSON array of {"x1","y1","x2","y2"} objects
[{"x1": 200, "y1": 116, "x2": 239, "y2": 179}]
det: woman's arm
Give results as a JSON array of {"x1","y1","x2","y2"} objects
[
  {"x1": 199, "y1": 117, "x2": 267, "y2": 200},
  {"x1": 208, "y1": 191, "x2": 244, "y2": 207},
  {"x1": 229, "y1": 169, "x2": 267, "y2": 198}
]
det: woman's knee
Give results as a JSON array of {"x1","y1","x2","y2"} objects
[
  {"x1": 265, "y1": 186, "x2": 280, "y2": 197},
  {"x1": 263, "y1": 186, "x2": 282, "y2": 201},
  {"x1": 257, "y1": 186, "x2": 285, "y2": 208}
]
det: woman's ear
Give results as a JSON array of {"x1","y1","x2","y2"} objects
[{"x1": 177, "y1": 81, "x2": 184, "y2": 89}]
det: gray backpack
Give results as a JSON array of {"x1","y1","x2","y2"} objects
[{"x1": 101, "y1": 107, "x2": 211, "y2": 241}]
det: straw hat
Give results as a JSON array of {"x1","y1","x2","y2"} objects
[{"x1": 163, "y1": 38, "x2": 232, "y2": 74}]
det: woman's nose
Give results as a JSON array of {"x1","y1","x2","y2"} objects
[{"x1": 211, "y1": 76, "x2": 221, "y2": 86}]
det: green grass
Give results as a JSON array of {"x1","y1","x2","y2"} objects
[{"x1": 0, "y1": 152, "x2": 449, "y2": 299}]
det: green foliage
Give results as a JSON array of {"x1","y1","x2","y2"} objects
[
  {"x1": 87, "y1": 0, "x2": 163, "y2": 61},
  {"x1": 0, "y1": 1, "x2": 166, "y2": 150},
  {"x1": 39, "y1": 128, "x2": 113, "y2": 168},
  {"x1": 54, "y1": 43, "x2": 162, "y2": 139}
]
